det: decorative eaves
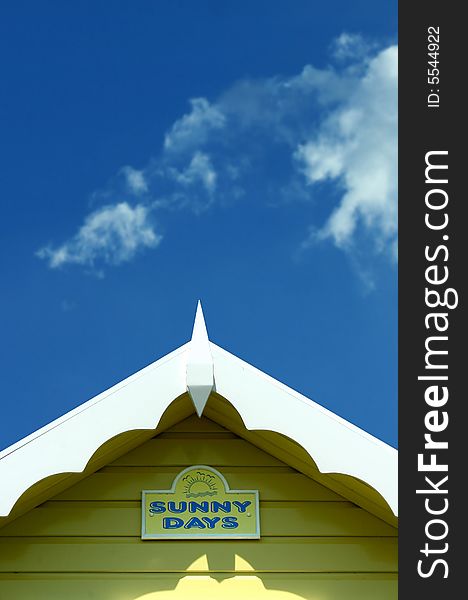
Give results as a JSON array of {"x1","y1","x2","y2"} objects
[{"x1": 0, "y1": 302, "x2": 398, "y2": 520}]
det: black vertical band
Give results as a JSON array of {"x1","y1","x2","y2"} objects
[{"x1": 399, "y1": 3, "x2": 463, "y2": 596}]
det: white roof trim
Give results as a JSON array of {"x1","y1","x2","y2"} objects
[
  {"x1": 186, "y1": 301, "x2": 214, "y2": 416},
  {"x1": 0, "y1": 305, "x2": 398, "y2": 518},
  {"x1": 0, "y1": 344, "x2": 189, "y2": 517},
  {"x1": 210, "y1": 343, "x2": 398, "y2": 516}
]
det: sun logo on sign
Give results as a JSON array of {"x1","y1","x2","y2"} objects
[{"x1": 183, "y1": 471, "x2": 218, "y2": 498}]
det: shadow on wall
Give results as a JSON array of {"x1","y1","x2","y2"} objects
[{"x1": 134, "y1": 555, "x2": 308, "y2": 599}]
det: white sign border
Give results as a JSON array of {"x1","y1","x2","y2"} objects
[{"x1": 141, "y1": 464, "x2": 260, "y2": 540}]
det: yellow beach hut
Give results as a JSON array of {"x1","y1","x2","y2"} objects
[{"x1": 0, "y1": 303, "x2": 397, "y2": 599}]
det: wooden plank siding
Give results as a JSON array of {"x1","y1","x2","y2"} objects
[{"x1": 0, "y1": 416, "x2": 397, "y2": 599}]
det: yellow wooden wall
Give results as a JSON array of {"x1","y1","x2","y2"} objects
[{"x1": 0, "y1": 416, "x2": 397, "y2": 599}]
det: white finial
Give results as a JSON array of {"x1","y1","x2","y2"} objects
[{"x1": 186, "y1": 301, "x2": 214, "y2": 416}]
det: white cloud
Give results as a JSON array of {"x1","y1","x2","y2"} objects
[
  {"x1": 37, "y1": 202, "x2": 161, "y2": 269},
  {"x1": 163, "y1": 98, "x2": 226, "y2": 153},
  {"x1": 331, "y1": 33, "x2": 374, "y2": 62},
  {"x1": 121, "y1": 166, "x2": 148, "y2": 194},
  {"x1": 37, "y1": 35, "x2": 397, "y2": 276},
  {"x1": 295, "y1": 45, "x2": 397, "y2": 257},
  {"x1": 169, "y1": 152, "x2": 217, "y2": 193}
]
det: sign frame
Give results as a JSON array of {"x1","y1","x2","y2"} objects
[{"x1": 141, "y1": 464, "x2": 260, "y2": 540}]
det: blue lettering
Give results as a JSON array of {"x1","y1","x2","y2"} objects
[
  {"x1": 188, "y1": 501, "x2": 209, "y2": 513},
  {"x1": 202, "y1": 516, "x2": 221, "y2": 529},
  {"x1": 167, "y1": 501, "x2": 187, "y2": 513},
  {"x1": 221, "y1": 517, "x2": 238, "y2": 529},
  {"x1": 149, "y1": 501, "x2": 166, "y2": 514},
  {"x1": 232, "y1": 500, "x2": 251, "y2": 513},
  {"x1": 163, "y1": 517, "x2": 184, "y2": 529},
  {"x1": 185, "y1": 517, "x2": 206, "y2": 529},
  {"x1": 211, "y1": 501, "x2": 231, "y2": 513}
]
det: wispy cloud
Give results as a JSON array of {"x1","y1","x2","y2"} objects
[
  {"x1": 121, "y1": 166, "x2": 148, "y2": 195},
  {"x1": 164, "y1": 98, "x2": 226, "y2": 153},
  {"x1": 296, "y1": 46, "x2": 398, "y2": 258},
  {"x1": 37, "y1": 202, "x2": 161, "y2": 269},
  {"x1": 37, "y1": 34, "x2": 397, "y2": 276},
  {"x1": 330, "y1": 32, "x2": 376, "y2": 62},
  {"x1": 168, "y1": 151, "x2": 217, "y2": 194}
]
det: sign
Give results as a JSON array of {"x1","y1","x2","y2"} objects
[{"x1": 141, "y1": 465, "x2": 260, "y2": 539}]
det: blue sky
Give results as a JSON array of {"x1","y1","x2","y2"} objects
[{"x1": 0, "y1": 1, "x2": 397, "y2": 450}]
